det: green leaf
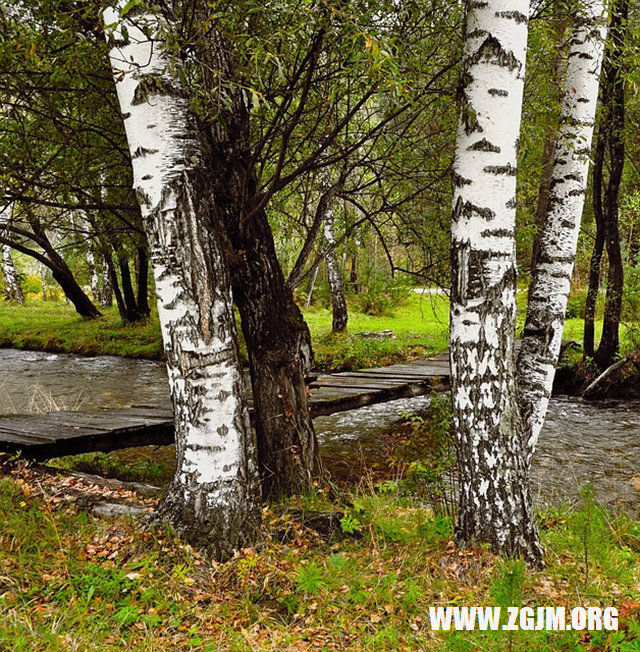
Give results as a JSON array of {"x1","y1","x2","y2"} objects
[{"x1": 120, "y1": 0, "x2": 143, "y2": 17}]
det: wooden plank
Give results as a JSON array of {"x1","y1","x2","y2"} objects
[
  {"x1": 0, "y1": 430, "x2": 54, "y2": 446},
  {"x1": 0, "y1": 354, "x2": 453, "y2": 460}
]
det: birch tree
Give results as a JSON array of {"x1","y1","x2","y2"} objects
[
  {"x1": 517, "y1": 0, "x2": 607, "y2": 457},
  {"x1": 1, "y1": 202, "x2": 24, "y2": 304},
  {"x1": 324, "y1": 205, "x2": 348, "y2": 333},
  {"x1": 104, "y1": 2, "x2": 261, "y2": 559},
  {"x1": 450, "y1": 0, "x2": 543, "y2": 563}
]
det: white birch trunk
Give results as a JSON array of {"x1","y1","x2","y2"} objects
[
  {"x1": 2, "y1": 244, "x2": 24, "y2": 304},
  {"x1": 517, "y1": 1, "x2": 607, "y2": 460},
  {"x1": 100, "y1": 255, "x2": 113, "y2": 307},
  {"x1": 0, "y1": 203, "x2": 24, "y2": 304},
  {"x1": 86, "y1": 245, "x2": 101, "y2": 303},
  {"x1": 323, "y1": 203, "x2": 348, "y2": 333},
  {"x1": 104, "y1": 2, "x2": 261, "y2": 558},
  {"x1": 450, "y1": 0, "x2": 542, "y2": 562},
  {"x1": 39, "y1": 262, "x2": 47, "y2": 300}
]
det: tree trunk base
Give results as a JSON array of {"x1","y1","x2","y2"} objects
[{"x1": 157, "y1": 481, "x2": 262, "y2": 561}]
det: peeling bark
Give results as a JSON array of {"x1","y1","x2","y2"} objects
[
  {"x1": 105, "y1": 2, "x2": 261, "y2": 559},
  {"x1": 450, "y1": 0, "x2": 542, "y2": 564},
  {"x1": 517, "y1": 0, "x2": 607, "y2": 459}
]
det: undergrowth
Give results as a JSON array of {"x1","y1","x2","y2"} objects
[{"x1": 0, "y1": 463, "x2": 638, "y2": 651}]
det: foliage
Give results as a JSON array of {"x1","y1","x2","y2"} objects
[
  {"x1": 387, "y1": 392, "x2": 458, "y2": 518},
  {"x1": 354, "y1": 274, "x2": 413, "y2": 317}
]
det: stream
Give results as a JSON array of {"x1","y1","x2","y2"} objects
[{"x1": 1, "y1": 349, "x2": 639, "y2": 514}]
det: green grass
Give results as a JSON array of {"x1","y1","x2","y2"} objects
[
  {"x1": 0, "y1": 466, "x2": 638, "y2": 651},
  {"x1": 1, "y1": 291, "x2": 637, "y2": 371},
  {"x1": 307, "y1": 292, "x2": 449, "y2": 371},
  {"x1": 0, "y1": 299, "x2": 163, "y2": 359},
  {"x1": 0, "y1": 293, "x2": 450, "y2": 370}
]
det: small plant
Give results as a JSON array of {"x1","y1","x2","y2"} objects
[
  {"x1": 295, "y1": 562, "x2": 326, "y2": 595},
  {"x1": 390, "y1": 393, "x2": 458, "y2": 517}
]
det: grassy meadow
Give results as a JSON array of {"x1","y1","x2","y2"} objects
[{"x1": 0, "y1": 292, "x2": 450, "y2": 370}]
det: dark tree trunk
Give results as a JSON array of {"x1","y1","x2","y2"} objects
[
  {"x1": 50, "y1": 261, "x2": 102, "y2": 318},
  {"x1": 105, "y1": 251, "x2": 127, "y2": 320},
  {"x1": 595, "y1": 0, "x2": 628, "y2": 368},
  {"x1": 198, "y1": 28, "x2": 323, "y2": 499},
  {"x1": 27, "y1": 220, "x2": 101, "y2": 318},
  {"x1": 350, "y1": 251, "x2": 359, "y2": 293},
  {"x1": 323, "y1": 198, "x2": 348, "y2": 333},
  {"x1": 136, "y1": 246, "x2": 151, "y2": 317},
  {"x1": 118, "y1": 255, "x2": 142, "y2": 322},
  {"x1": 222, "y1": 190, "x2": 322, "y2": 499},
  {"x1": 584, "y1": 132, "x2": 606, "y2": 359}
]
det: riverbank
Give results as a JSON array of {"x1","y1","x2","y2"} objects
[
  {"x1": 0, "y1": 295, "x2": 449, "y2": 371},
  {"x1": 2, "y1": 295, "x2": 637, "y2": 384},
  {"x1": 0, "y1": 458, "x2": 638, "y2": 651}
]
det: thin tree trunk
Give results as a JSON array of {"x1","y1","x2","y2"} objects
[
  {"x1": 450, "y1": 0, "x2": 542, "y2": 564},
  {"x1": 530, "y1": 17, "x2": 569, "y2": 273},
  {"x1": 584, "y1": 132, "x2": 606, "y2": 358},
  {"x1": 0, "y1": 203, "x2": 25, "y2": 304},
  {"x1": 323, "y1": 196, "x2": 348, "y2": 333},
  {"x1": 305, "y1": 265, "x2": 319, "y2": 307},
  {"x1": 595, "y1": 0, "x2": 628, "y2": 368},
  {"x1": 86, "y1": 245, "x2": 101, "y2": 304},
  {"x1": 136, "y1": 245, "x2": 150, "y2": 317},
  {"x1": 118, "y1": 254, "x2": 142, "y2": 321},
  {"x1": 350, "y1": 252, "x2": 359, "y2": 293},
  {"x1": 29, "y1": 220, "x2": 101, "y2": 318},
  {"x1": 105, "y1": 250, "x2": 127, "y2": 319},
  {"x1": 39, "y1": 262, "x2": 47, "y2": 300},
  {"x1": 105, "y1": 2, "x2": 261, "y2": 559},
  {"x1": 517, "y1": 0, "x2": 607, "y2": 460},
  {"x1": 100, "y1": 255, "x2": 113, "y2": 307},
  {"x1": 2, "y1": 244, "x2": 24, "y2": 303}
]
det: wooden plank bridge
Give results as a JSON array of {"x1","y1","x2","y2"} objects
[{"x1": 0, "y1": 356, "x2": 450, "y2": 461}]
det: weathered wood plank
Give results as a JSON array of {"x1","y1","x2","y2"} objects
[{"x1": 0, "y1": 354, "x2": 452, "y2": 460}]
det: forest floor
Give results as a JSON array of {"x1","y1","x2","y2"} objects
[{"x1": 0, "y1": 457, "x2": 638, "y2": 651}]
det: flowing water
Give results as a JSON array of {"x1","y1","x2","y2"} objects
[{"x1": 1, "y1": 349, "x2": 639, "y2": 514}]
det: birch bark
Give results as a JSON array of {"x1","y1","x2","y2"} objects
[
  {"x1": 450, "y1": 0, "x2": 542, "y2": 562},
  {"x1": 2, "y1": 244, "x2": 24, "y2": 304},
  {"x1": 0, "y1": 202, "x2": 24, "y2": 304},
  {"x1": 321, "y1": 179, "x2": 348, "y2": 333},
  {"x1": 324, "y1": 208, "x2": 348, "y2": 333},
  {"x1": 517, "y1": 0, "x2": 607, "y2": 458},
  {"x1": 86, "y1": 245, "x2": 101, "y2": 303},
  {"x1": 104, "y1": 2, "x2": 261, "y2": 559}
]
